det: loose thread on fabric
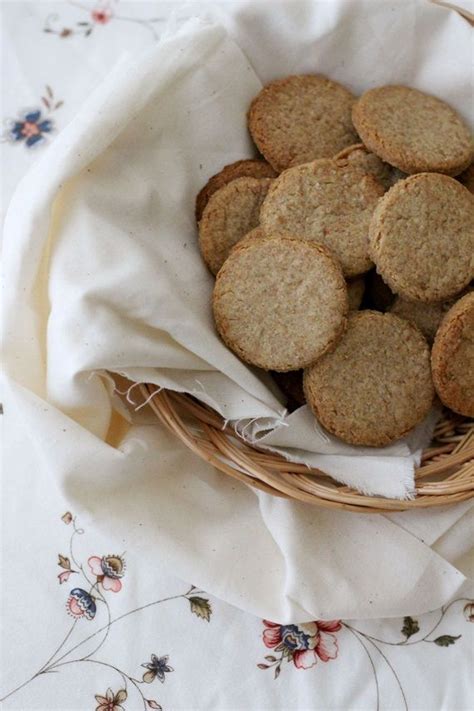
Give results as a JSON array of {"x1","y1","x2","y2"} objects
[
  {"x1": 234, "y1": 417, "x2": 261, "y2": 441},
  {"x1": 134, "y1": 386, "x2": 163, "y2": 412},
  {"x1": 112, "y1": 380, "x2": 164, "y2": 412},
  {"x1": 113, "y1": 381, "x2": 143, "y2": 407}
]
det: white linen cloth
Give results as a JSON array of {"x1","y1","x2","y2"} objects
[{"x1": 2, "y1": 0, "x2": 473, "y2": 623}]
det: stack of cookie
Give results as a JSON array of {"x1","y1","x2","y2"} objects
[{"x1": 196, "y1": 75, "x2": 474, "y2": 446}]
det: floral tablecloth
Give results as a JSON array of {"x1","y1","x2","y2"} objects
[{"x1": 1, "y1": 2, "x2": 474, "y2": 710}]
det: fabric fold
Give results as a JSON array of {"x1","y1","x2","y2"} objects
[{"x1": 3, "y1": 0, "x2": 473, "y2": 622}]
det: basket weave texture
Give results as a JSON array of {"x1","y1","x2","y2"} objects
[
  {"x1": 138, "y1": 0, "x2": 474, "y2": 515},
  {"x1": 140, "y1": 385, "x2": 474, "y2": 513}
]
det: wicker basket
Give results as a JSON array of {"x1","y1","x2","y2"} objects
[
  {"x1": 140, "y1": 385, "x2": 474, "y2": 513},
  {"x1": 138, "y1": 2, "x2": 474, "y2": 513}
]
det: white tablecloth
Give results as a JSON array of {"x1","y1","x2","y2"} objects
[{"x1": 2, "y1": 2, "x2": 473, "y2": 710}]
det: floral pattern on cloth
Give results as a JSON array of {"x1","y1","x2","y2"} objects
[
  {"x1": 43, "y1": 0, "x2": 172, "y2": 41},
  {"x1": 260, "y1": 620, "x2": 341, "y2": 675},
  {"x1": 88, "y1": 554, "x2": 126, "y2": 592},
  {"x1": 141, "y1": 655, "x2": 174, "y2": 685},
  {"x1": 0, "y1": 513, "x2": 212, "y2": 711},
  {"x1": 3, "y1": 86, "x2": 63, "y2": 148},
  {"x1": 0, "y1": 510, "x2": 472, "y2": 710},
  {"x1": 95, "y1": 687, "x2": 128, "y2": 711},
  {"x1": 258, "y1": 607, "x2": 474, "y2": 709}
]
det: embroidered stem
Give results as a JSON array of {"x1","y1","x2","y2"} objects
[
  {"x1": 34, "y1": 592, "x2": 192, "y2": 671},
  {"x1": 347, "y1": 597, "x2": 471, "y2": 647},
  {"x1": 52, "y1": 658, "x2": 148, "y2": 710},
  {"x1": 359, "y1": 634, "x2": 408, "y2": 711},
  {"x1": 344, "y1": 625, "x2": 380, "y2": 711},
  {"x1": 37, "y1": 620, "x2": 78, "y2": 673}
]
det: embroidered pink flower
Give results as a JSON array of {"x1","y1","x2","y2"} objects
[
  {"x1": 464, "y1": 603, "x2": 474, "y2": 622},
  {"x1": 58, "y1": 570, "x2": 75, "y2": 584},
  {"x1": 57, "y1": 553, "x2": 77, "y2": 584},
  {"x1": 262, "y1": 620, "x2": 342, "y2": 669},
  {"x1": 88, "y1": 555, "x2": 125, "y2": 592},
  {"x1": 91, "y1": 4, "x2": 113, "y2": 24},
  {"x1": 95, "y1": 687, "x2": 127, "y2": 711}
]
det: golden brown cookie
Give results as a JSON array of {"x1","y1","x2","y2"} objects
[
  {"x1": 390, "y1": 297, "x2": 454, "y2": 343},
  {"x1": 369, "y1": 174, "x2": 474, "y2": 303},
  {"x1": 304, "y1": 311, "x2": 434, "y2": 446},
  {"x1": 213, "y1": 236, "x2": 348, "y2": 371},
  {"x1": 261, "y1": 159, "x2": 384, "y2": 278},
  {"x1": 335, "y1": 143, "x2": 405, "y2": 190},
  {"x1": 199, "y1": 177, "x2": 272, "y2": 275},
  {"x1": 347, "y1": 278, "x2": 365, "y2": 311},
  {"x1": 229, "y1": 226, "x2": 266, "y2": 255},
  {"x1": 352, "y1": 85, "x2": 473, "y2": 176},
  {"x1": 459, "y1": 163, "x2": 474, "y2": 194},
  {"x1": 195, "y1": 159, "x2": 277, "y2": 222},
  {"x1": 431, "y1": 292, "x2": 474, "y2": 417},
  {"x1": 248, "y1": 75, "x2": 358, "y2": 172}
]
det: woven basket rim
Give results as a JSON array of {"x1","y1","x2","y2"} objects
[{"x1": 139, "y1": 384, "x2": 474, "y2": 513}]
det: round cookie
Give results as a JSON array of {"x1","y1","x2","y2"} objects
[
  {"x1": 390, "y1": 297, "x2": 453, "y2": 344},
  {"x1": 335, "y1": 143, "x2": 404, "y2": 190},
  {"x1": 431, "y1": 292, "x2": 474, "y2": 417},
  {"x1": 261, "y1": 159, "x2": 384, "y2": 278},
  {"x1": 195, "y1": 159, "x2": 277, "y2": 222},
  {"x1": 199, "y1": 177, "x2": 272, "y2": 275},
  {"x1": 369, "y1": 173, "x2": 474, "y2": 303},
  {"x1": 459, "y1": 163, "x2": 474, "y2": 194},
  {"x1": 248, "y1": 75, "x2": 358, "y2": 172},
  {"x1": 304, "y1": 311, "x2": 434, "y2": 446},
  {"x1": 352, "y1": 85, "x2": 473, "y2": 176},
  {"x1": 213, "y1": 236, "x2": 348, "y2": 371},
  {"x1": 347, "y1": 278, "x2": 365, "y2": 311},
  {"x1": 229, "y1": 226, "x2": 266, "y2": 255}
]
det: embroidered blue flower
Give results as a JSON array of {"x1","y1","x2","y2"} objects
[
  {"x1": 279, "y1": 624, "x2": 312, "y2": 651},
  {"x1": 141, "y1": 654, "x2": 174, "y2": 683},
  {"x1": 9, "y1": 110, "x2": 53, "y2": 147},
  {"x1": 66, "y1": 588, "x2": 97, "y2": 620}
]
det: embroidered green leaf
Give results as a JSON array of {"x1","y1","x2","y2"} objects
[
  {"x1": 257, "y1": 663, "x2": 270, "y2": 669},
  {"x1": 402, "y1": 616, "x2": 419, "y2": 638},
  {"x1": 42, "y1": 97, "x2": 51, "y2": 110},
  {"x1": 55, "y1": 101, "x2": 64, "y2": 110},
  {"x1": 274, "y1": 664, "x2": 281, "y2": 679},
  {"x1": 189, "y1": 596, "x2": 212, "y2": 621},
  {"x1": 46, "y1": 85, "x2": 53, "y2": 98},
  {"x1": 265, "y1": 655, "x2": 277, "y2": 662},
  {"x1": 146, "y1": 701, "x2": 162, "y2": 710},
  {"x1": 433, "y1": 635, "x2": 461, "y2": 647},
  {"x1": 58, "y1": 554, "x2": 71, "y2": 570}
]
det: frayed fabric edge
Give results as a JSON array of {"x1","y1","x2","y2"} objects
[
  {"x1": 110, "y1": 371, "x2": 287, "y2": 425},
  {"x1": 249, "y1": 440, "x2": 417, "y2": 501},
  {"x1": 102, "y1": 372, "x2": 416, "y2": 500}
]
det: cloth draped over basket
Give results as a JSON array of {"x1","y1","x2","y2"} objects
[{"x1": 2, "y1": 0, "x2": 473, "y2": 622}]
